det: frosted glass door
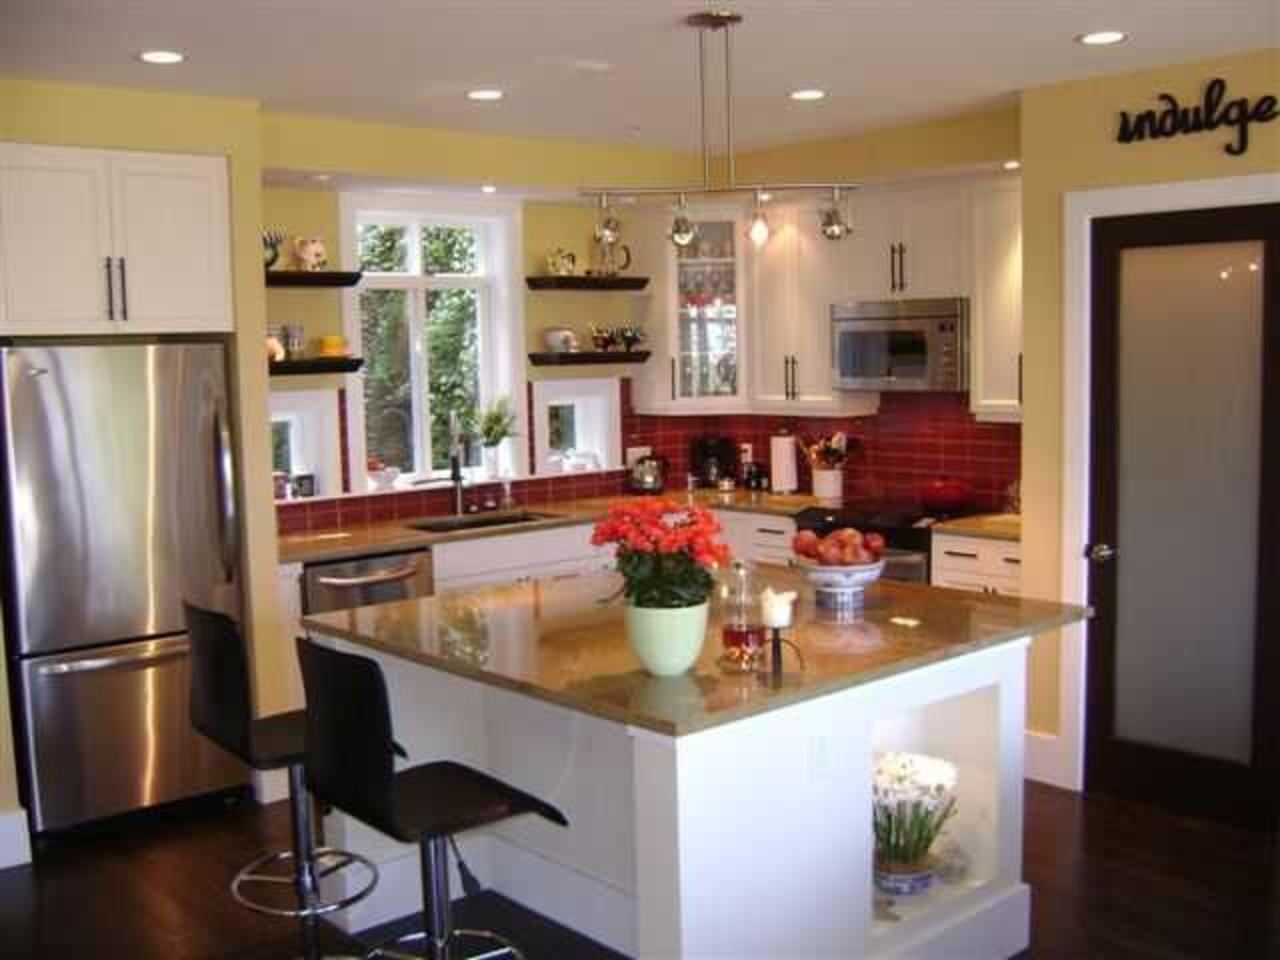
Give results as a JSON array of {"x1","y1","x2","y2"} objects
[
  {"x1": 675, "y1": 221, "x2": 740, "y2": 400},
  {"x1": 1087, "y1": 203, "x2": 1278, "y2": 828},
  {"x1": 1113, "y1": 241, "x2": 1261, "y2": 763}
]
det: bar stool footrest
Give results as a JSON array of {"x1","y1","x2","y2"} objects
[{"x1": 231, "y1": 845, "x2": 378, "y2": 918}]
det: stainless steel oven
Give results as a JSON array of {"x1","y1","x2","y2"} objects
[
  {"x1": 831, "y1": 298, "x2": 968, "y2": 392},
  {"x1": 303, "y1": 548, "x2": 434, "y2": 615}
]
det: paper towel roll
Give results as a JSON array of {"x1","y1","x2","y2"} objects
[{"x1": 770, "y1": 434, "x2": 797, "y2": 494}]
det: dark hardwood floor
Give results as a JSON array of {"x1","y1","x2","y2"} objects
[{"x1": 0, "y1": 783, "x2": 1275, "y2": 959}]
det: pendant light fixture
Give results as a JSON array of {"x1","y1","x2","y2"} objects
[
  {"x1": 669, "y1": 194, "x2": 698, "y2": 247},
  {"x1": 819, "y1": 187, "x2": 851, "y2": 240},
  {"x1": 748, "y1": 190, "x2": 771, "y2": 246},
  {"x1": 581, "y1": 9, "x2": 857, "y2": 244}
]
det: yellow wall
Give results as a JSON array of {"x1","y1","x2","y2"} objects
[
  {"x1": 735, "y1": 105, "x2": 1020, "y2": 182},
  {"x1": 1019, "y1": 48, "x2": 1280, "y2": 733},
  {"x1": 522, "y1": 201, "x2": 651, "y2": 380},
  {"x1": 262, "y1": 186, "x2": 346, "y2": 394}
]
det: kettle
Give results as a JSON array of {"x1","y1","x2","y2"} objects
[{"x1": 629, "y1": 455, "x2": 668, "y2": 494}]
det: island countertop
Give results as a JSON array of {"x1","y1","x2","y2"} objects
[{"x1": 302, "y1": 569, "x2": 1088, "y2": 736}]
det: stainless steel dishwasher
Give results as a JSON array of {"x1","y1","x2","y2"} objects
[{"x1": 302, "y1": 548, "x2": 434, "y2": 614}]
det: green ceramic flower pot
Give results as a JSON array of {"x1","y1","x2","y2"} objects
[{"x1": 624, "y1": 601, "x2": 709, "y2": 677}]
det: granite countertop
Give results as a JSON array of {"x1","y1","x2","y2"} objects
[
  {"x1": 278, "y1": 490, "x2": 823, "y2": 565},
  {"x1": 301, "y1": 568, "x2": 1087, "y2": 737},
  {"x1": 933, "y1": 513, "x2": 1022, "y2": 542}
]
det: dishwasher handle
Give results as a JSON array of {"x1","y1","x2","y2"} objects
[{"x1": 314, "y1": 563, "x2": 421, "y2": 589}]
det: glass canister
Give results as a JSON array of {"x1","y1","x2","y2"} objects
[{"x1": 720, "y1": 561, "x2": 766, "y2": 672}]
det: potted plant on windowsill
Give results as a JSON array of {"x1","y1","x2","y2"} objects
[
  {"x1": 476, "y1": 396, "x2": 518, "y2": 480},
  {"x1": 591, "y1": 499, "x2": 730, "y2": 676}
]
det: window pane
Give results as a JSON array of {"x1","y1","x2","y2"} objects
[
  {"x1": 360, "y1": 289, "x2": 415, "y2": 471},
  {"x1": 422, "y1": 226, "x2": 478, "y2": 275},
  {"x1": 425, "y1": 288, "x2": 480, "y2": 470},
  {"x1": 548, "y1": 403, "x2": 576, "y2": 452},
  {"x1": 359, "y1": 224, "x2": 410, "y2": 272},
  {"x1": 271, "y1": 421, "x2": 292, "y2": 472}
]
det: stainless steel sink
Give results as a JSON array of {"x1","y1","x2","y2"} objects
[{"x1": 406, "y1": 510, "x2": 562, "y2": 534}]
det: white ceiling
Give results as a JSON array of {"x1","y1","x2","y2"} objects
[{"x1": 3, "y1": 0, "x2": 1276, "y2": 151}]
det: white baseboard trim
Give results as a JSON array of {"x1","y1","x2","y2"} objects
[
  {"x1": 1025, "y1": 730, "x2": 1082, "y2": 791},
  {"x1": 0, "y1": 807, "x2": 32, "y2": 869},
  {"x1": 252, "y1": 768, "x2": 289, "y2": 805}
]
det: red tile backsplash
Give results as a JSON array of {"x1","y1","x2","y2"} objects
[{"x1": 277, "y1": 378, "x2": 1019, "y2": 535}]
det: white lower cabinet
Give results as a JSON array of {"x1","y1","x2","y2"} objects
[
  {"x1": 715, "y1": 510, "x2": 796, "y2": 567},
  {"x1": 931, "y1": 533, "x2": 1021, "y2": 596},
  {"x1": 432, "y1": 523, "x2": 615, "y2": 592}
]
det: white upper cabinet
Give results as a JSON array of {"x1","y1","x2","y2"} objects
[
  {"x1": 0, "y1": 145, "x2": 115, "y2": 334},
  {"x1": 632, "y1": 206, "x2": 752, "y2": 415},
  {"x1": 749, "y1": 202, "x2": 877, "y2": 417},
  {"x1": 847, "y1": 182, "x2": 971, "y2": 300},
  {"x1": 109, "y1": 152, "x2": 231, "y2": 332},
  {"x1": 968, "y1": 176, "x2": 1023, "y2": 423},
  {"x1": 0, "y1": 143, "x2": 232, "y2": 335}
]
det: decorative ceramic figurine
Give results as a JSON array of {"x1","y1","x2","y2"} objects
[
  {"x1": 262, "y1": 229, "x2": 286, "y2": 268},
  {"x1": 545, "y1": 248, "x2": 577, "y2": 276},
  {"x1": 290, "y1": 236, "x2": 329, "y2": 271}
]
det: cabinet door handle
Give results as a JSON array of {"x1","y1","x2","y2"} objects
[
  {"x1": 1017, "y1": 352, "x2": 1023, "y2": 405},
  {"x1": 791, "y1": 356, "x2": 799, "y2": 399},
  {"x1": 1002, "y1": 557, "x2": 1021, "y2": 566},
  {"x1": 889, "y1": 244, "x2": 897, "y2": 292},
  {"x1": 782, "y1": 356, "x2": 790, "y2": 400},
  {"x1": 943, "y1": 549, "x2": 979, "y2": 559},
  {"x1": 670, "y1": 358, "x2": 676, "y2": 400},
  {"x1": 756, "y1": 527, "x2": 788, "y2": 536},
  {"x1": 118, "y1": 257, "x2": 129, "y2": 321},
  {"x1": 896, "y1": 243, "x2": 907, "y2": 291},
  {"x1": 104, "y1": 257, "x2": 115, "y2": 320}
]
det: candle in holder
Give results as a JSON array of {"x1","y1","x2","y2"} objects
[{"x1": 760, "y1": 588, "x2": 797, "y2": 629}]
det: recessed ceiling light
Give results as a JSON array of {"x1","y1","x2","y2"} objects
[
  {"x1": 466, "y1": 89, "x2": 504, "y2": 101},
  {"x1": 1003, "y1": 159, "x2": 1021, "y2": 171},
  {"x1": 138, "y1": 50, "x2": 185, "y2": 65},
  {"x1": 480, "y1": 184, "x2": 497, "y2": 194},
  {"x1": 790, "y1": 89, "x2": 826, "y2": 102},
  {"x1": 1076, "y1": 30, "x2": 1128, "y2": 46}
]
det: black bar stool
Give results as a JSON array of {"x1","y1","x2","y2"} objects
[
  {"x1": 185, "y1": 603, "x2": 377, "y2": 919},
  {"x1": 296, "y1": 635, "x2": 569, "y2": 960}
]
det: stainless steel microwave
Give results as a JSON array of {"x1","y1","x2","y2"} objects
[{"x1": 830, "y1": 298, "x2": 969, "y2": 392}]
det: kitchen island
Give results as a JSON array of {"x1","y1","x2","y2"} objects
[{"x1": 302, "y1": 570, "x2": 1087, "y2": 959}]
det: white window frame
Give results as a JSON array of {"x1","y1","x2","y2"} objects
[
  {"x1": 531, "y1": 378, "x2": 623, "y2": 475},
  {"x1": 268, "y1": 389, "x2": 342, "y2": 499},
  {"x1": 340, "y1": 191, "x2": 526, "y2": 491}
]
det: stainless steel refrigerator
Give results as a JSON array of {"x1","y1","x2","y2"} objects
[{"x1": 1, "y1": 340, "x2": 248, "y2": 832}]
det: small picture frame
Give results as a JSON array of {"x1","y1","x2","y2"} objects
[{"x1": 291, "y1": 473, "x2": 316, "y2": 498}]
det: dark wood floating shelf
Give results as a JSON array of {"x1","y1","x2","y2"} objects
[
  {"x1": 525, "y1": 275, "x2": 649, "y2": 291},
  {"x1": 269, "y1": 356, "x2": 365, "y2": 376},
  {"x1": 528, "y1": 350, "x2": 651, "y2": 366},
  {"x1": 265, "y1": 270, "x2": 364, "y2": 288}
]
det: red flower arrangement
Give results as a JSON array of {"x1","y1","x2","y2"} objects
[{"x1": 591, "y1": 499, "x2": 731, "y2": 608}]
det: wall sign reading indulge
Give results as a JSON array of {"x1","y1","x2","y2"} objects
[{"x1": 1117, "y1": 77, "x2": 1277, "y2": 156}]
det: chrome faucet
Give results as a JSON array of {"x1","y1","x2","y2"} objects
[{"x1": 447, "y1": 410, "x2": 466, "y2": 515}]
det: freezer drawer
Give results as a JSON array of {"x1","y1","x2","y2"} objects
[
  {"x1": 303, "y1": 548, "x2": 433, "y2": 615},
  {"x1": 19, "y1": 634, "x2": 247, "y2": 832}
]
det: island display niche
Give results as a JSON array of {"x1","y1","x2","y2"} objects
[{"x1": 302, "y1": 571, "x2": 1084, "y2": 959}]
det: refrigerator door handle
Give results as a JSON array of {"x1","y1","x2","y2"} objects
[
  {"x1": 213, "y1": 405, "x2": 237, "y2": 583},
  {"x1": 36, "y1": 638, "x2": 189, "y2": 676}
]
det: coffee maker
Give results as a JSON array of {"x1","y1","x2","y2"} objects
[{"x1": 690, "y1": 436, "x2": 739, "y2": 487}]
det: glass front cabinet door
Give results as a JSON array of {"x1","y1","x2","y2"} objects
[{"x1": 669, "y1": 217, "x2": 748, "y2": 410}]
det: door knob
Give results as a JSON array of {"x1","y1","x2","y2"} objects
[{"x1": 1086, "y1": 543, "x2": 1117, "y2": 563}]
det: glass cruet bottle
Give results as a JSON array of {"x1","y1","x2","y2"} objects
[{"x1": 720, "y1": 561, "x2": 765, "y2": 670}]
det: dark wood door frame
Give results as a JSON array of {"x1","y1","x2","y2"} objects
[{"x1": 1087, "y1": 203, "x2": 1279, "y2": 829}]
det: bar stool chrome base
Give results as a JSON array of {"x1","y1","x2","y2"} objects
[
  {"x1": 232, "y1": 763, "x2": 379, "y2": 918},
  {"x1": 232, "y1": 845, "x2": 379, "y2": 918},
  {"x1": 368, "y1": 928, "x2": 524, "y2": 960}
]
